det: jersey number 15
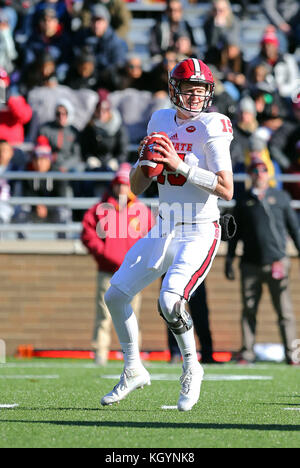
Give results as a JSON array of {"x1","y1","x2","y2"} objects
[{"x1": 157, "y1": 153, "x2": 187, "y2": 186}]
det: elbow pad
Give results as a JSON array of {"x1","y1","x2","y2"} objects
[{"x1": 177, "y1": 161, "x2": 218, "y2": 192}]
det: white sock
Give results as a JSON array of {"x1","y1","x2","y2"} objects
[
  {"x1": 105, "y1": 286, "x2": 142, "y2": 370},
  {"x1": 173, "y1": 327, "x2": 199, "y2": 369}
]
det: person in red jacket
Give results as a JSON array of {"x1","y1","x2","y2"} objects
[
  {"x1": 0, "y1": 89, "x2": 32, "y2": 144},
  {"x1": 81, "y1": 163, "x2": 155, "y2": 365}
]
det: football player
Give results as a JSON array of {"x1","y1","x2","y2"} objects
[{"x1": 101, "y1": 58, "x2": 234, "y2": 411}]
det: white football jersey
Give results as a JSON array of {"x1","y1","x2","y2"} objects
[{"x1": 147, "y1": 108, "x2": 233, "y2": 224}]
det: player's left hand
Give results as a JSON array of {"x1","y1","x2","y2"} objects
[{"x1": 152, "y1": 135, "x2": 182, "y2": 173}]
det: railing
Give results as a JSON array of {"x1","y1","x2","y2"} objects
[{"x1": 0, "y1": 171, "x2": 300, "y2": 237}]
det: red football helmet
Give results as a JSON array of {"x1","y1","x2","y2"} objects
[{"x1": 169, "y1": 58, "x2": 215, "y2": 116}]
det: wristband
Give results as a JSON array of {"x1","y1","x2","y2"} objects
[{"x1": 177, "y1": 161, "x2": 191, "y2": 178}]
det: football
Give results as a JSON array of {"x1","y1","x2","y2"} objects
[{"x1": 139, "y1": 132, "x2": 169, "y2": 178}]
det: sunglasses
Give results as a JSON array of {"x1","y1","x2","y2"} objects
[{"x1": 250, "y1": 167, "x2": 268, "y2": 174}]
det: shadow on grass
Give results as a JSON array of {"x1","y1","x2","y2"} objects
[{"x1": 0, "y1": 419, "x2": 299, "y2": 431}]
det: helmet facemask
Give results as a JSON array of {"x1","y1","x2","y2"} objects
[{"x1": 169, "y1": 78, "x2": 215, "y2": 118}]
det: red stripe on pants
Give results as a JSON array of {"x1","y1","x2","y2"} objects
[{"x1": 183, "y1": 222, "x2": 219, "y2": 300}]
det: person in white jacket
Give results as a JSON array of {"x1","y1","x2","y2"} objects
[{"x1": 247, "y1": 28, "x2": 299, "y2": 100}]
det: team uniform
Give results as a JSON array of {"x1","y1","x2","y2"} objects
[
  {"x1": 101, "y1": 58, "x2": 234, "y2": 412},
  {"x1": 111, "y1": 108, "x2": 233, "y2": 301}
]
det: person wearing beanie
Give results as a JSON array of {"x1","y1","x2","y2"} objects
[
  {"x1": 81, "y1": 163, "x2": 155, "y2": 365},
  {"x1": 20, "y1": 135, "x2": 71, "y2": 227},
  {"x1": 247, "y1": 27, "x2": 299, "y2": 99},
  {"x1": 83, "y1": 0, "x2": 132, "y2": 40}
]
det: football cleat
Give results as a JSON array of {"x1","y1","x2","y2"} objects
[
  {"x1": 177, "y1": 363, "x2": 204, "y2": 412},
  {"x1": 101, "y1": 366, "x2": 151, "y2": 406}
]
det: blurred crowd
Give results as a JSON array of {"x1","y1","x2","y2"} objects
[{"x1": 0, "y1": 0, "x2": 299, "y2": 226}]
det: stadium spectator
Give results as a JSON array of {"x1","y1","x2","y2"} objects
[
  {"x1": 23, "y1": 7, "x2": 73, "y2": 81},
  {"x1": 230, "y1": 96, "x2": 259, "y2": 172},
  {"x1": 0, "y1": 88, "x2": 33, "y2": 144},
  {"x1": 247, "y1": 62, "x2": 277, "y2": 95},
  {"x1": 203, "y1": 0, "x2": 241, "y2": 52},
  {"x1": 149, "y1": 0, "x2": 196, "y2": 58},
  {"x1": 218, "y1": 40, "x2": 248, "y2": 100},
  {"x1": 38, "y1": 98, "x2": 83, "y2": 172},
  {"x1": 143, "y1": 49, "x2": 178, "y2": 97},
  {"x1": 225, "y1": 158, "x2": 300, "y2": 365},
  {"x1": 83, "y1": 0, "x2": 132, "y2": 40},
  {"x1": 0, "y1": 9, "x2": 17, "y2": 74},
  {"x1": 19, "y1": 52, "x2": 57, "y2": 95},
  {"x1": 167, "y1": 281, "x2": 217, "y2": 364},
  {"x1": 31, "y1": 0, "x2": 71, "y2": 34},
  {"x1": 80, "y1": 89, "x2": 129, "y2": 172},
  {"x1": 0, "y1": 1, "x2": 18, "y2": 32},
  {"x1": 207, "y1": 67, "x2": 237, "y2": 122},
  {"x1": 265, "y1": 99, "x2": 299, "y2": 171},
  {"x1": 262, "y1": 0, "x2": 300, "y2": 52},
  {"x1": 64, "y1": 49, "x2": 100, "y2": 91},
  {"x1": 81, "y1": 163, "x2": 155, "y2": 366},
  {"x1": 174, "y1": 34, "x2": 197, "y2": 60},
  {"x1": 108, "y1": 54, "x2": 149, "y2": 92},
  {"x1": 19, "y1": 135, "x2": 70, "y2": 226},
  {"x1": 247, "y1": 28, "x2": 299, "y2": 99},
  {"x1": 0, "y1": 140, "x2": 28, "y2": 198},
  {"x1": 73, "y1": 4, "x2": 128, "y2": 85}
]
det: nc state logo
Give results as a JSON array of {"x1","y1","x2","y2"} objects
[{"x1": 186, "y1": 126, "x2": 196, "y2": 133}]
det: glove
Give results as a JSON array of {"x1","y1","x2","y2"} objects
[{"x1": 225, "y1": 258, "x2": 235, "y2": 281}]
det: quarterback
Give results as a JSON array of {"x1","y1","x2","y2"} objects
[{"x1": 102, "y1": 58, "x2": 234, "y2": 411}]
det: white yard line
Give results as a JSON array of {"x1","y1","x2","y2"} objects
[
  {"x1": 0, "y1": 375, "x2": 59, "y2": 379},
  {"x1": 0, "y1": 404, "x2": 19, "y2": 409},
  {"x1": 101, "y1": 374, "x2": 273, "y2": 382},
  {"x1": 283, "y1": 408, "x2": 300, "y2": 411}
]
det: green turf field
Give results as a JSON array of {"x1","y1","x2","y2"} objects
[{"x1": 0, "y1": 359, "x2": 299, "y2": 448}]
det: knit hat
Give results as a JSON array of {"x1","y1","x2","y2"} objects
[
  {"x1": 55, "y1": 98, "x2": 75, "y2": 125},
  {"x1": 40, "y1": 7, "x2": 58, "y2": 20},
  {"x1": 239, "y1": 96, "x2": 257, "y2": 116},
  {"x1": 112, "y1": 163, "x2": 132, "y2": 186},
  {"x1": 247, "y1": 157, "x2": 268, "y2": 173},
  {"x1": 91, "y1": 4, "x2": 111, "y2": 22},
  {"x1": 34, "y1": 135, "x2": 53, "y2": 160},
  {"x1": 261, "y1": 30, "x2": 279, "y2": 47}
]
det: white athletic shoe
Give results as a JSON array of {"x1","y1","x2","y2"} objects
[
  {"x1": 101, "y1": 366, "x2": 151, "y2": 406},
  {"x1": 177, "y1": 364, "x2": 204, "y2": 412}
]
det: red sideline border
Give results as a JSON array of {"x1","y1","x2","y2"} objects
[{"x1": 16, "y1": 347, "x2": 232, "y2": 362}]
